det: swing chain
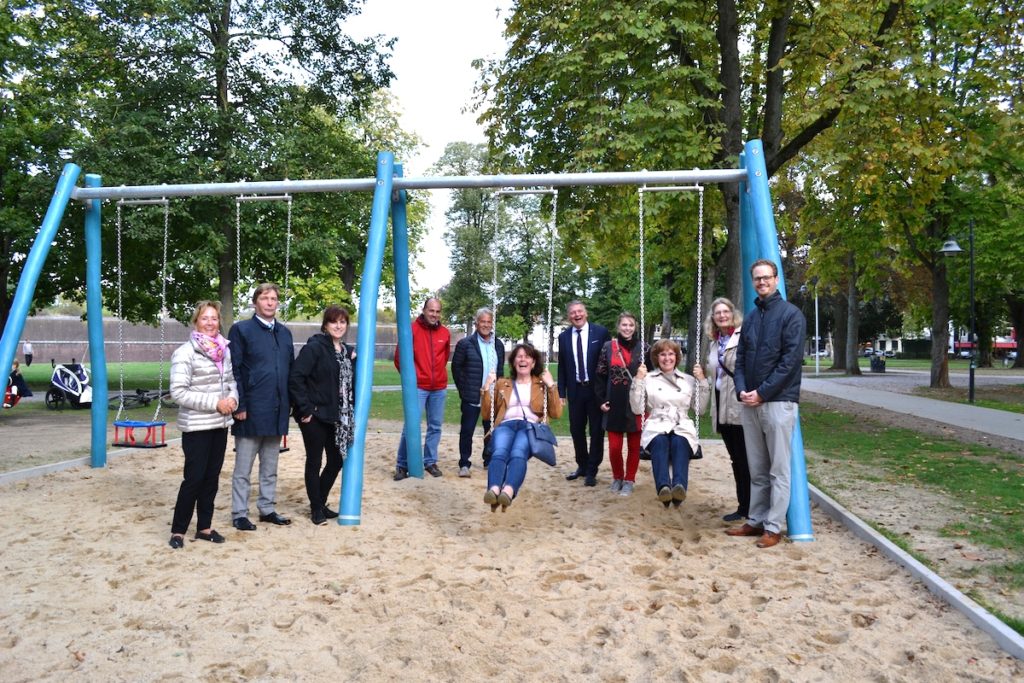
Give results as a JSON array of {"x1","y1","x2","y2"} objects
[
  {"x1": 489, "y1": 191, "x2": 501, "y2": 428},
  {"x1": 235, "y1": 199, "x2": 243, "y2": 313},
  {"x1": 282, "y1": 192, "x2": 293, "y2": 322},
  {"x1": 544, "y1": 190, "x2": 558, "y2": 418},
  {"x1": 693, "y1": 186, "x2": 705, "y2": 438},
  {"x1": 152, "y1": 198, "x2": 170, "y2": 422},
  {"x1": 638, "y1": 184, "x2": 646, "y2": 351},
  {"x1": 115, "y1": 201, "x2": 126, "y2": 421}
]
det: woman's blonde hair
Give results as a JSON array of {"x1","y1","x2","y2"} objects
[
  {"x1": 703, "y1": 297, "x2": 742, "y2": 339},
  {"x1": 190, "y1": 300, "x2": 222, "y2": 329}
]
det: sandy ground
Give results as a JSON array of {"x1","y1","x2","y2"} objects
[{"x1": 0, "y1": 430, "x2": 1020, "y2": 682}]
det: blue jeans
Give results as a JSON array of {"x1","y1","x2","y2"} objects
[
  {"x1": 648, "y1": 433, "x2": 692, "y2": 490},
  {"x1": 486, "y1": 419, "x2": 531, "y2": 494},
  {"x1": 397, "y1": 388, "x2": 447, "y2": 468}
]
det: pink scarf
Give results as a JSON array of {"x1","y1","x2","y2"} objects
[{"x1": 191, "y1": 331, "x2": 229, "y2": 373}]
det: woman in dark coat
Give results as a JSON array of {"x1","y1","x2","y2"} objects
[
  {"x1": 289, "y1": 305, "x2": 356, "y2": 525},
  {"x1": 595, "y1": 311, "x2": 649, "y2": 497}
]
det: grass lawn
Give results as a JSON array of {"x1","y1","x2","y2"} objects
[
  {"x1": 800, "y1": 402, "x2": 1024, "y2": 633},
  {"x1": 912, "y1": 384, "x2": 1024, "y2": 414}
]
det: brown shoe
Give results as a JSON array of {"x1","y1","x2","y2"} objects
[
  {"x1": 756, "y1": 531, "x2": 783, "y2": 548},
  {"x1": 725, "y1": 523, "x2": 763, "y2": 537}
]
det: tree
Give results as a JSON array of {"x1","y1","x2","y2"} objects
[
  {"x1": 3, "y1": 1, "x2": 409, "y2": 330},
  {"x1": 476, "y1": 0, "x2": 905, "y2": 312}
]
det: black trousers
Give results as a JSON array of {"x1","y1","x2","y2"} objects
[
  {"x1": 458, "y1": 400, "x2": 492, "y2": 469},
  {"x1": 568, "y1": 384, "x2": 605, "y2": 476},
  {"x1": 719, "y1": 421, "x2": 750, "y2": 516},
  {"x1": 171, "y1": 428, "x2": 228, "y2": 534},
  {"x1": 298, "y1": 418, "x2": 343, "y2": 511}
]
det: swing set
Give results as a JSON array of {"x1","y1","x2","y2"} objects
[{"x1": 0, "y1": 139, "x2": 813, "y2": 541}]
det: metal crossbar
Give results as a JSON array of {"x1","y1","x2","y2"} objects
[{"x1": 71, "y1": 169, "x2": 748, "y2": 201}]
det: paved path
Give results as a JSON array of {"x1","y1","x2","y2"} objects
[{"x1": 801, "y1": 371, "x2": 1024, "y2": 445}]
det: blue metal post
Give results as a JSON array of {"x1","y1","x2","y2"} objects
[
  {"x1": 741, "y1": 139, "x2": 814, "y2": 542},
  {"x1": 0, "y1": 163, "x2": 81, "y2": 403},
  {"x1": 738, "y1": 152, "x2": 759, "y2": 313},
  {"x1": 338, "y1": 152, "x2": 395, "y2": 526},
  {"x1": 84, "y1": 174, "x2": 109, "y2": 467},
  {"x1": 392, "y1": 168, "x2": 424, "y2": 479}
]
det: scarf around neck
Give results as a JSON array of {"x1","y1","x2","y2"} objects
[{"x1": 191, "y1": 331, "x2": 229, "y2": 373}]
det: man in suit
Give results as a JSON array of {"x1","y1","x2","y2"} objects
[
  {"x1": 229, "y1": 283, "x2": 294, "y2": 530},
  {"x1": 450, "y1": 308, "x2": 505, "y2": 477},
  {"x1": 557, "y1": 300, "x2": 611, "y2": 486}
]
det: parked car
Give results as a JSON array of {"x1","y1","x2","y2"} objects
[
  {"x1": 861, "y1": 348, "x2": 875, "y2": 358},
  {"x1": 884, "y1": 350, "x2": 896, "y2": 358}
]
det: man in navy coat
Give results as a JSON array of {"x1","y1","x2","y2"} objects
[
  {"x1": 557, "y1": 300, "x2": 611, "y2": 486},
  {"x1": 450, "y1": 307, "x2": 505, "y2": 477},
  {"x1": 229, "y1": 283, "x2": 294, "y2": 530}
]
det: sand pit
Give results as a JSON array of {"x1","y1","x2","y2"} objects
[{"x1": 0, "y1": 430, "x2": 1020, "y2": 681}]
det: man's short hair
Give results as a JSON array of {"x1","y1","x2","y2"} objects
[
  {"x1": 565, "y1": 299, "x2": 585, "y2": 313},
  {"x1": 252, "y1": 282, "x2": 280, "y2": 303},
  {"x1": 749, "y1": 259, "x2": 778, "y2": 277},
  {"x1": 423, "y1": 297, "x2": 442, "y2": 311},
  {"x1": 475, "y1": 307, "x2": 493, "y2": 322}
]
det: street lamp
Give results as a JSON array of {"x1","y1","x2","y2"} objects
[{"x1": 939, "y1": 220, "x2": 975, "y2": 403}]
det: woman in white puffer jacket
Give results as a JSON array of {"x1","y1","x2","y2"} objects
[{"x1": 168, "y1": 300, "x2": 238, "y2": 549}]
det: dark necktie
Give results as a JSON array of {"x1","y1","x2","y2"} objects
[{"x1": 576, "y1": 328, "x2": 586, "y2": 382}]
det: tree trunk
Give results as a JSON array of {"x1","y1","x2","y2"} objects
[
  {"x1": 845, "y1": 256, "x2": 862, "y2": 376},
  {"x1": 929, "y1": 261, "x2": 952, "y2": 388},
  {"x1": 831, "y1": 292, "x2": 848, "y2": 371},
  {"x1": 1006, "y1": 293, "x2": 1024, "y2": 368},
  {"x1": 975, "y1": 301, "x2": 992, "y2": 369}
]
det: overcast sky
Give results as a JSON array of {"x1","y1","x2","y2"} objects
[{"x1": 345, "y1": 1, "x2": 511, "y2": 293}]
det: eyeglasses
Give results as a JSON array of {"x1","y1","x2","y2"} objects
[{"x1": 752, "y1": 275, "x2": 776, "y2": 282}]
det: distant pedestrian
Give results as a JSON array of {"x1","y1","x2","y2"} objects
[{"x1": 22, "y1": 340, "x2": 33, "y2": 367}]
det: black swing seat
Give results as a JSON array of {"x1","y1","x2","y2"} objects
[{"x1": 112, "y1": 420, "x2": 168, "y2": 448}]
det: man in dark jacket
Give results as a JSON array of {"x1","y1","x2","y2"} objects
[
  {"x1": 727, "y1": 259, "x2": 805, "y2": 549},
  {"x1": 557, "y1": 300, "x2": 611, "y2": 486},
  {"x1": 229, "y1": 283, "x2": 294, "y2": 530},
  {"x1": 450, "y1": 308, "x2": 505, "y2": 477},
  {"x1": 394, "y1": 298, "x2": 450, "y2": 480}
]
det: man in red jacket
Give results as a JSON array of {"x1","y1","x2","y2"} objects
[{"x1": 394, "y1": 298, "x2": 451, "y2": 480}]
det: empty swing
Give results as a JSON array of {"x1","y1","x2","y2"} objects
[
  {"x1": 638, "y1": 182, "x2": 707, "y2": 461},
  {"x1": 111, "y1": 197, "x2": 170, "y2": 448}
]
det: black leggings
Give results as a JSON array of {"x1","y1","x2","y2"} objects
[{"x1": 298, "y1": 418, "x2": 344, "y2": 511}]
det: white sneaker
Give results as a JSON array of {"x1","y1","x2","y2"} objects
[
  {"x1": 458, "y1": 466, "x2": 471, "y2": 478},
  {"x1": 610, "y1": 479, "x2": 623, "y2": 493},
  {"x1": 619, "y1": 481, "x2": 634, "y2": 496}
]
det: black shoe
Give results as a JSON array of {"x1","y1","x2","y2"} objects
[
  {"x1": 258, "y1": 512, "x2": 292, "y2": 526},
  {"x1": 169, "y1": 535, "x2": 184, "y2": 549},
  {"x1": 584, "y1": 476, "x2": 597, "y2": 487},
  {"x1": 394, "y1": 466, "x2": 409, "y2": 481},
  {"x1": 566, "y1": 469, "x2": 583, "y2": 481},
  {"x1": 195, "y1": 529, "x2": 226, "y2": 543},
  {"x1": 322, "y1": 506, "x2": 339, "y2": 519},
  {"x1": 425, "y1": 464, "x2": 443, "y2": 477},
  {"x1": 311, "y1": 508, "x2": 327, "y2": 526},
  {"x1": 232, "y1": 517, "x2": 257, "y2": 531},
  {"x1": 722, "y1": 511, "x2": 745, "y2": 522}
]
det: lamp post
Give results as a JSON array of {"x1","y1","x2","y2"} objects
[{"x1": 939, "y1": 220, "x2": 975, "y2": 403}]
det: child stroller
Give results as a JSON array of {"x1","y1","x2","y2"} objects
[{"x1": 45, "y1": 359, "x2": 93, "y2": 410}]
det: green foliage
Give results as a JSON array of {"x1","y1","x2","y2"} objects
[{"x1": 2, "y1": 1, "x2": 424, "y2": 333}]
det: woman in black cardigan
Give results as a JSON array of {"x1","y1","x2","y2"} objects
[{"x1": 289, "y1": 305, "x2": 357, "y2": 525}]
